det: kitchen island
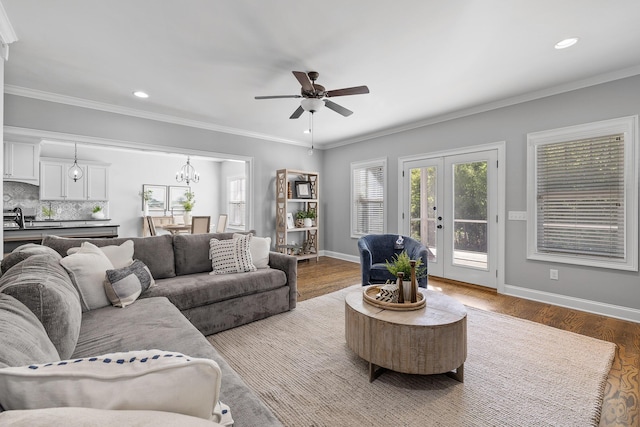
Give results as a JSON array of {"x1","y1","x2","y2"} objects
[{"x1": 3, "y1": 221, "x2": 119, "y2": 253}]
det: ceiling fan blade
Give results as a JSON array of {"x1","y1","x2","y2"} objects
[
  {"x1": 292, "y1": 71, "x2": 314, "y2": 92},
  {"x1": 255, "y1": 95, "x2": 301, "y2": 100},
  {"x1": 289, "y1": 105, "x2": 305, "y2": 119},
  {"x1": 324, "y1": 100, "x2": 353, "y2": 117},
  {"x1": 326, "y1": 85, "x2": 370, "y2": 97}
]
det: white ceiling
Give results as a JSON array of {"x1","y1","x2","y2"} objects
[{"x1": 2, "y1": 1, "x2": 640, "y2": 149}]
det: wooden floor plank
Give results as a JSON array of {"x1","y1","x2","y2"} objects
[{"x1": 296, "y1": 257, "x2": 639, "y2": 427}]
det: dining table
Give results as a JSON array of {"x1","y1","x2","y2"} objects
[{"x1": 157, "y1": 223, "x2": 191, "y2": 235}]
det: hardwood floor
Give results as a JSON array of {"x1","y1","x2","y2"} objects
[{"x1": 297, "y1": 257, "x2": 639, "y2": 427}]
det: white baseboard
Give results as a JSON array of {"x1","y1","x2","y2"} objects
[
  {"x1": 320, "y1": 251, "x2": 640, "y2": 323},
  {"x1": 503, "y1": 284, "x2": 640, "y2": 324}
]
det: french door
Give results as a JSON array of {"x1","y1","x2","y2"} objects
[{"x1": 402, "y1": 149, "x2": 498, "y2": 288}]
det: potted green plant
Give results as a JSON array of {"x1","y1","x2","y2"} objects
[
  {"x1": 91, "y1": 206, "x2": 105, "y2": 219},
  {"x1": 140, "y1": 189, "x2": 153, "y2": 216},
  {"x1": 180, "y1": 191, "x2": 196, "y2": 224},
  {"x1": 296, "y1": 209, "x2": 316, "y2": 227},
  {"x1": 41, "y1": 206, "x2": 54, "y2": 220},
  {"x1": 385, "y1": 251, "x2": 426, "y2": 300}
]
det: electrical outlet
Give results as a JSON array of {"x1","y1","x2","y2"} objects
[{"x1": 550, "y1": 269, "x2": 559, "y2": 280}]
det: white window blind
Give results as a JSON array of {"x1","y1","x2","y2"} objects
[
  {"x1": 536, "y1": 134, "x2": 625, "y2": 259},
  {"x1": 351, "y1": 159, "x2": 386, "y2": 237}
]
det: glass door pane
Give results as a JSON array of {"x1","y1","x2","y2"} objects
[
  {"x1": 452, "y1": 161, "x2": 488, "y2": 270},
  {"x1": 410, "y1": 166, "x2": 438, "y2": 264}
]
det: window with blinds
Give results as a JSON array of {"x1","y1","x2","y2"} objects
[
  {"x1": 527, "y1": 116, "x2": 638, "y2": 271},
  {"x1": 536, "y1": 135, "x2": 624, "y2": 258},
  {"x1": 351, "y1": 159, "x2": 386, "y2": 237},
  {"x1": 228, "y1": 177, "x2": 245, "y2": 228}
]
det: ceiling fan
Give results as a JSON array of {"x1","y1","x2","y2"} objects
[{"x1": 255, "y1": 71, "x2": 369, "y2": 119}]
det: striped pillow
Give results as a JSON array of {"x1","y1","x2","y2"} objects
[{"x1": 209, "y1": 234, "x2": 256, "y2": 275}]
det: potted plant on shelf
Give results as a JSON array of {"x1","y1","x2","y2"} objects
[
  {"x1": 180, "y1": 190, "x2": 196, "y2": 224},
  {"x1": 385, "y1": 251, "x2": 427, "y2": 301},
  {"x1": 296, "y1": 209, "x2": 316, "y2": 228},
  {"x1": 91, "y1": 206, "x2": 105, "y2": 219}
]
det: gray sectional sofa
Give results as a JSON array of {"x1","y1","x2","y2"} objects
[{"x1": 0, "y1": 232, "x2": 296, "y2": 426}]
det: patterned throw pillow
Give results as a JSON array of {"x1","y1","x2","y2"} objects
[
  {"x1": 103, "y1": 260, "x2": 155, "y2": 308},
  {"x1": 209, "y1": 234, "x2": 256, "y2": 275}
]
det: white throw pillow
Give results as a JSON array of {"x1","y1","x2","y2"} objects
[
  {"x1": 67, "y1": 240, "x2": 134, "y2": 269},
  {"x1": 0, "y1": 350, "x2": 222, "y2": 421},
  {"x1": 59, "y1": 242, "x2": 114, "y2": 311},
  {"x1": 233, "y1": 233, "x2": 271, "y2": 269},
  {"x1": 209, "y1": 234, "x2": 256, "y2": 275}
]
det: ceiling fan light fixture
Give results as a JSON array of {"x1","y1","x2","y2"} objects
[{"x1": 301, "y1": 98, "x2": 325, "y2": 113}]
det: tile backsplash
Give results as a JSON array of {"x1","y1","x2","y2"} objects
[{"x1": 4, "y1": 182, "x2": 108, "y2": 220}]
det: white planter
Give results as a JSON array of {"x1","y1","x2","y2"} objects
[
  {"x1": 143, "y1": 203, "x2": 149, "y2": 216},
  {"x1": 184, "y1": 211, "x2": 192, "y2": 225},
  {"x1": 303, "y1": 218, "x2": 313, "y2": 227},
  {"x1": 91, "y1": 212, "x2": 105, "y2": 220}
]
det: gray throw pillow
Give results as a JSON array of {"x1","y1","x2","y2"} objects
[
  {"x1": 104, "y1": 260, "x2": 155, "y2": 308},
  {"x1": 0, "y1": 293, "x2": 59, "y2": 368}
]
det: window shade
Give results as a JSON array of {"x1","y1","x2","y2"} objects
[
  {"x1": 352, "y1": 163, "x2": 385, "y2": 235},
  {"x1": 536, "y1": 134, "x2": 625, "y2": 259}
]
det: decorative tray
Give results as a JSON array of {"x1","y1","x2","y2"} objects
[{"x1": 363, "y1": 285, "x2": 426, "y2": 311}]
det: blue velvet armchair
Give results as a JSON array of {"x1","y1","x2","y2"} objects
[{"x1": 357, "y1": 234, "x2": 428, "y2": 288}]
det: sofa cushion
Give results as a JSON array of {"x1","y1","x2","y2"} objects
[
  {"x1": 0, "y1": 349, "x2": 221, "y2": 420},
  {"x1": 142, "y1": 269, "x2": 287, "y2": 311},
  {"x1": 59, "y1": 242, "x2": 114, "y2": 312},
  {"x1": 71, "y1": 297, "x2": 281, "y2": 427},
  {"x1": 42, "y1": 235, "x2": 176, "y2": 279},
  {"x1": 0, "y1": 254, "x2": 82, "y2": 360},
  {"x1": 68, "y1": 240, "x2": 134, "y2": 269},
  {"x1": 104, "y1": 260, "x2": 155, "y2": 308},
  {"x1": 0, "y1": 244, "x2": 62, "y2": 275},
  {"x1": 173, "y1": 231, "x2": 253, "y2": 276},
  {"x1": 209, "y1": 234, "x2": 256, "y2": 275},
  {"x1": 0, "y1": 294, "x2": 59, "y2": 368}
]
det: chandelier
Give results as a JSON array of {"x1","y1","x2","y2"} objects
[
  {"x1": 176, "y1": 156, "x2": 199, "y2": 185},
  {"x1": 68, "y1": 144, "x2": 83, "y2": 182}
]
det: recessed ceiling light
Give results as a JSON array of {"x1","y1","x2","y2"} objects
[
  {"x1": 133, "y1": 91, "x2": 149, "y2": 98},
  {"x1": 303, "y1": 129, "x2": 311, "y2": 134},
  {"x1": 555, "y1": 37, "x2": 579, "y2": 49}
]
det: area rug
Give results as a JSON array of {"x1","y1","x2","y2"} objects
[{"x1": 208, "y1": 285, "x2": 616, "y2": 427}]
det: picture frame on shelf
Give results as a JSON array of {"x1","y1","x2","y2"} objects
[
  {"x1": 286, "y1": 212, "x2": 295, "y2": 229},
  {"x1": 295, "y1": 181, "x2": 312, "y2": 199},
  {"x1": 143, "y1": 184, "x2": 167, "y2": 211},
  {"x1": 168, "y1": 186, "x2": 191, "y2": 212}
]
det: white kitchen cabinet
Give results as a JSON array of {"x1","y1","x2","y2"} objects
[
  {"x1": 3, "y1": 141, "x2": 40, "y2": 185},
  {"x1": 40, "y1": 158, "x2": 109, "y2": 201}
]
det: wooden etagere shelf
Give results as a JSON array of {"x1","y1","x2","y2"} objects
[{"x1": 275, "y1": 169, "x2": 319, "y2": 262}]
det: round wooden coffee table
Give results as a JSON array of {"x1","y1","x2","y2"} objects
[{"x1": 345, "y1": 286, "x2": 467, "y2": 382}]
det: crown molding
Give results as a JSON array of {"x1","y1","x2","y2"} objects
[
  {"x1": 4, "y1": 85, "x2": 309, "y2": 148},
  {"x1": 324, "y1": 64, "x2": 640, "y2": 150}
]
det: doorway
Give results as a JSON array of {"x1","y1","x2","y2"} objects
[{"x1": 401, "y1": 147, "x2": 501, "y2": 288}]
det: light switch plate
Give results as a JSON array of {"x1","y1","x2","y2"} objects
[{"x1": 508, "y1": 211, "x2": 527, "y2": 221}]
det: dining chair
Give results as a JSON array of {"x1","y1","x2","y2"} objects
[
  {"x1": 172, "y1": 214, "x2": 185, "y2": 225},
  {"x1": 215, "y1": 214, "x2": 228, "y2": 233},
  {"x1": 191, "y1": 216, "x2": 211, "y2": 234}
]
